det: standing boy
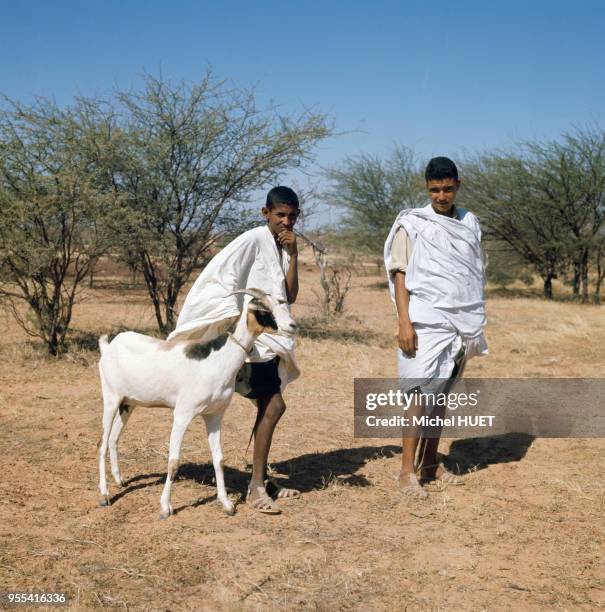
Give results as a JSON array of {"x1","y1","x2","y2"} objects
[
  {"x1": 168, "y1": 186, "x2": 301, "y2": 514},
  {"x1": 384, "y1": 157, "x2": 488, "y2": 498}
]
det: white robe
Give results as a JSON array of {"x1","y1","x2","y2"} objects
[
  {"x1": 167, "y1": 225, "x2": 299, "y2": 390},
  {"x1": 384, "y1": 204, "x2": 488, "y2": 384}
]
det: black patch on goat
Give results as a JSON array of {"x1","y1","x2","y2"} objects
[
  {"x1": 253, "y1": 308, "x2": 277, "y2": 330},
  {"x1": 185, "y1": 334, "x2": 228, "y2": 361}
]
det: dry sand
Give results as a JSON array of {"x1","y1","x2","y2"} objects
[{"x1": 1, "y1": 258, "x2": 604, "y2": 610}]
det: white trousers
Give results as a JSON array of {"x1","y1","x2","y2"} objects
[{"x1": 397, "y1": 323, "x2": 466, "y2": 395}]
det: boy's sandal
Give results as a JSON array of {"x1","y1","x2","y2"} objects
[
  {"x1": 265, "y1": 477, "x2": 301, "y2": 500},
  {"x1": 421, "y1": 463, "x2": 465, "y2": 488},
  {"x1": 247, "y1": 484, "x2": 281, "y2": 514},
  {"x1": 397, "y1": 473, "x2": 429, "y2": 499}
]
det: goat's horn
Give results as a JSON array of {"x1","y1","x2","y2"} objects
[
  {"x1": 230, "y1": 288, "x2": 267, "y2": 300},
  {"x1": 229, "y1": 288, "x2": 272, "y2": 309}
]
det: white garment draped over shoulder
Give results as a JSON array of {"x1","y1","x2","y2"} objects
[
  {"x1": 167, "y1": 225, "x2": 299, "y2": 390},
  {"x1": 384, "y1": 204, "x2": 488, "y2": 382}
]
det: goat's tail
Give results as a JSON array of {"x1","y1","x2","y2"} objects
[{"x1": 98, "y1": 334, "x2": 109, "y2": 355}]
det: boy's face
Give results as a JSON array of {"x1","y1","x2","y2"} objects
[
  {"x1": 427, "y1": 178, "x2": 460, "y2": 216},
  {"x1": 262, "y1": 203, "x2": 299, "y2": 237}
]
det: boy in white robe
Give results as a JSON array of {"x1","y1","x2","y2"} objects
[
  {"x1": 168, "y1": 186, "x2": 301, "y2": 513},
  {"x1": 384, "y1": 157, "x2": 488, "y2": 498}
]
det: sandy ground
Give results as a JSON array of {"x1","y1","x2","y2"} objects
[{"x1": 1, "y1": 256, "x2": 604, "y2": 610}]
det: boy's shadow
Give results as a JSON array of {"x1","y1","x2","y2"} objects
[
  {"x1": 269, "y1": 444, "x2": 401, "y2": 492},
  {"x1": 109, "y1": 445, "x2": 401, "y2": 512},
  {"x1": 443, "y1": 433, "x2": 535, "y2": 473},
  {"x1": 178, "y1": 444, "x2": 402, "y2": 497},
  {"x1": 107, "y1": 437, "x2": 533, "y2": 512}
]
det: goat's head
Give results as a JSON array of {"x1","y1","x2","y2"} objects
[{"x1": 231, "y1": 288, "x2": 297, "y2": 337}]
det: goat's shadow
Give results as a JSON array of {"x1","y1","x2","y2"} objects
[
  {"x1": 109, "y1": 472, "x2": 165, "y2": 505},
  {"x1": 107, "y1": 445, "x2": 401, "y2": 513},
  {"x1": 106, "y1": 435, "x2": 534, "y2": 513}
]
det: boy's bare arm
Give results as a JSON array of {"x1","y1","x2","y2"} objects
[
  {"x1": 278, "y1": 229, "x2": 299, "y2": 303},
  {"x1": 394, "y1": 271, "x2": 417, "y2": 356}
]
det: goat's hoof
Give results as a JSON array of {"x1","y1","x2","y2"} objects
[
  {"x1": 159, "y1": 506, "x2": 173, "y2": 520},
  {"x1": 99, "y1": 496, "x2": 111, "y2": 507},
  {"x1": 223, "y1": 503, "x2": 236, "y2": 516},
  {"x1": 113, "y1": 476, "x2": 124, "y2": 487}
]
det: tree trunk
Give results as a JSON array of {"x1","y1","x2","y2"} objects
[
  {"x1": 153, "y1": 299, "x2": 167, "y2": 336},
  {"x1": 543, "y1": 273, "x2": 553, "y2": 299},
  {"x1": 572, "y1": 261, "x2": 581, "y2": 297},
  {"x1": 139, "y1": 255, "x2": 167, "y2": 334},
  {"x1": 580, "y1": 248, "x2": 589, "y2": 304},
  {"x1": 141, "y1": 273, "x2": 166, "y2": 334},
  {"x1": 595, "y1": 251, "x2": 604, "y2": 304},
  {"x1": 163, "y1": 299, "x2": 177, "y2": 335},
  {"x1": 47, "y1": 327, "x2": 60, "y2": 356},
  {"x1": 317, "y1": 252, "x2": 331, "y2": 318}
]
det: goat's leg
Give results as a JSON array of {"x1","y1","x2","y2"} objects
[
  {"x1": 108, "y1": 404, "x2": 134, "y2": 487},
  {"x1": 98, "y1": 390, "x2": 122, "y2": 506},
  {"x1": 159, "y1": 408, "x2": 194, "y2": 519},
  {"x1": 203, "y1": 411, "x2": 234, "y2": 515}
]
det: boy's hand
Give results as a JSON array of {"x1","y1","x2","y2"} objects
[
  {"x1": 398, "y1": 321, "x2": 418, "y2": 356},
  {"x1": 277, "y1": 229, "x2": 298, "y2": 255}
]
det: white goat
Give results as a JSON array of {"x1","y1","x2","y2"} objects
[{"x1": 97, "y1": 288, "x2": 296, "y2": 518}]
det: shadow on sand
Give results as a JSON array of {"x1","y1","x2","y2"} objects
[
  {"x1": 106, "y1": 445, "x2": 401, "y2": 512},
  {"x1": 105, "y1": 436, "x2": 534, "y2": 512},
  {"x1": 444, "y1": 432, "x2": 535, "y2": 474}
]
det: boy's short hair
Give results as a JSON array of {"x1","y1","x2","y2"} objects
[
  {"x1": 266, "y1": 186, "x2": 300, "y2": 210},
  {"x1": 425, "y1": 157, "x2": 459, "y2": 182}
]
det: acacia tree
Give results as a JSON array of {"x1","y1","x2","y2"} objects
[
  {"x1": 462, "y1": 155, "x2": 571, "y2": 299},
  {"x1": 0, "y1": 97, "x2": 114, "y2": 355},
  {"x1": 463, "y1": 127, "x2": 605, "y2": 301},
  {"x1": 325, "y1": 146, "x2": 425, "y2": 252},
  {"x1": 526, "y1": 128, "x2": 605, "y2": 302},
  {"x1": 106, "y1": 74, "x2": 332, "y2": 334}
]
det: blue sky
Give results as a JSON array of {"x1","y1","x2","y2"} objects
[{"x1": 1, "y1": 0, "x2": 603, "y2": 224}]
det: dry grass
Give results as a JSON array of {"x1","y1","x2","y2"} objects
[{"x1": 0, "y1": 256, "x2": 604, "y2": 610}]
